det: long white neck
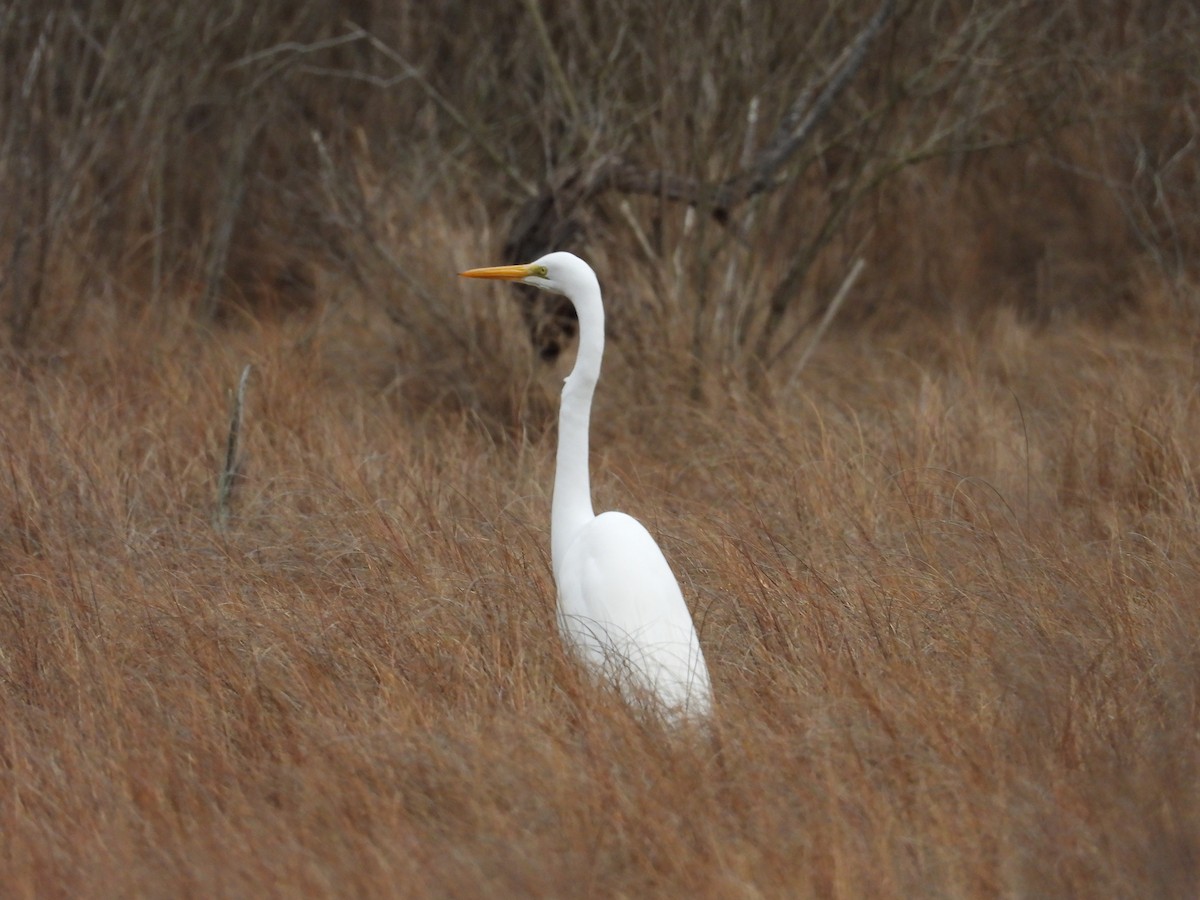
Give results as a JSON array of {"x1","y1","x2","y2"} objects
[{"x1": 551, "y1": 270, "x2": 605, "y2": 577}]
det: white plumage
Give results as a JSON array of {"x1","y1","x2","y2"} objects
[{"x1": 461, "y1": 252, "x2": 712, "y2": 720}]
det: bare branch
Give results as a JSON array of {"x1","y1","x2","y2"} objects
[
  {"x1": 783, "y1": 257, "x2": 865, "y2": 388},
  {"x1": 215, "y1": 363, "x2": 252, "y2": 531},
  {"x1": 507, "y1": 0, "x2": 896, "y2": 260},
  {"x1": 501, "y1": 1, "x2": 895, "y2": 361}
]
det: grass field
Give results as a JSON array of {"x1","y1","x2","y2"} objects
[
  {"x1": 3, "y1": 282, "x2": 1198, "y2": 895},
  {"x1": 4, "y1": 0, "x2": 1200, "y2": 896}
]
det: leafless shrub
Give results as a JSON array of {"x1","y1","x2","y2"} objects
[
  {"x1": 3, "y1": 0, "x2": 1196, "y2": 376},
  {"x1": 0, "y1": 0, "x2": 371, "y2": 339}
]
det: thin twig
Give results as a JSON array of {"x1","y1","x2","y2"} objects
[
  {"x1": 346, "y1": 20, "x2": 535, "y2": 197},
  {"x1": 520, "y1": 0, "x2": 583, "y2": 125},
  {"x1": 785, "y1": 257, "x2": 865, "y2": 389},
  {"x1": 227, "y1": 29, "x2": 369, "y2": 69},
  {"x1": 215, "y1": 363, "x2": 252, "y2": 531}
]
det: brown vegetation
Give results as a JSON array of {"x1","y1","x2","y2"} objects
[{"x1": 2, "y1": 0, "x2": 1199, "y2": 896}]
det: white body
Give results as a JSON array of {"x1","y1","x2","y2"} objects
[
  {"x1": 542, "y1": 252, "x2": 711, "y2": 720},
  {"x1": 554, "y1": 509, "x2": 712, "y2": 717},
  {"x1": 462, "y1": 251, "x2": 713, "y2": 720}
]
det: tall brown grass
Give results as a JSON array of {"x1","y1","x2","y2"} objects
[
  {"x1": 3, "y1": 272, "x2": 1199, "y2": 895},
  {"x1": 3, "y1": 0, "x2": 1200, "y2": 896}
]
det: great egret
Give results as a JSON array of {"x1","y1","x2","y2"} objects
[{"x1": 460, "y1": 252, "x2": 712, "y2": 721}]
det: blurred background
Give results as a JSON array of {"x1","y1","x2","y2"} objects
[{"x1": 3, "y1": 0, "x2": 1195, "y2": 371}]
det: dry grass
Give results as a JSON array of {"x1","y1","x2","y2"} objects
[{"x1": 3, "y1": 280, "x2": 1199, "y2": 896}]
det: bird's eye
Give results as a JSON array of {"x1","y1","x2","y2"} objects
[{"x1": 534, "y1": 265, "x2": 548, "y2": 277}]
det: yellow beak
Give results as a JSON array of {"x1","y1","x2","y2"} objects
[{"x1": 459, "y1": 263, "x2": 535, "y2": 281}]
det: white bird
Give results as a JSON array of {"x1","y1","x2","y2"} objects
[{"x1": 460, "y1": 252, "x2": 712, "y2": 721}]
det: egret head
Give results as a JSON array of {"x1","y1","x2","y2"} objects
[{"x1": 459, "y1": 251, "x2": 596, "y2": 299}]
